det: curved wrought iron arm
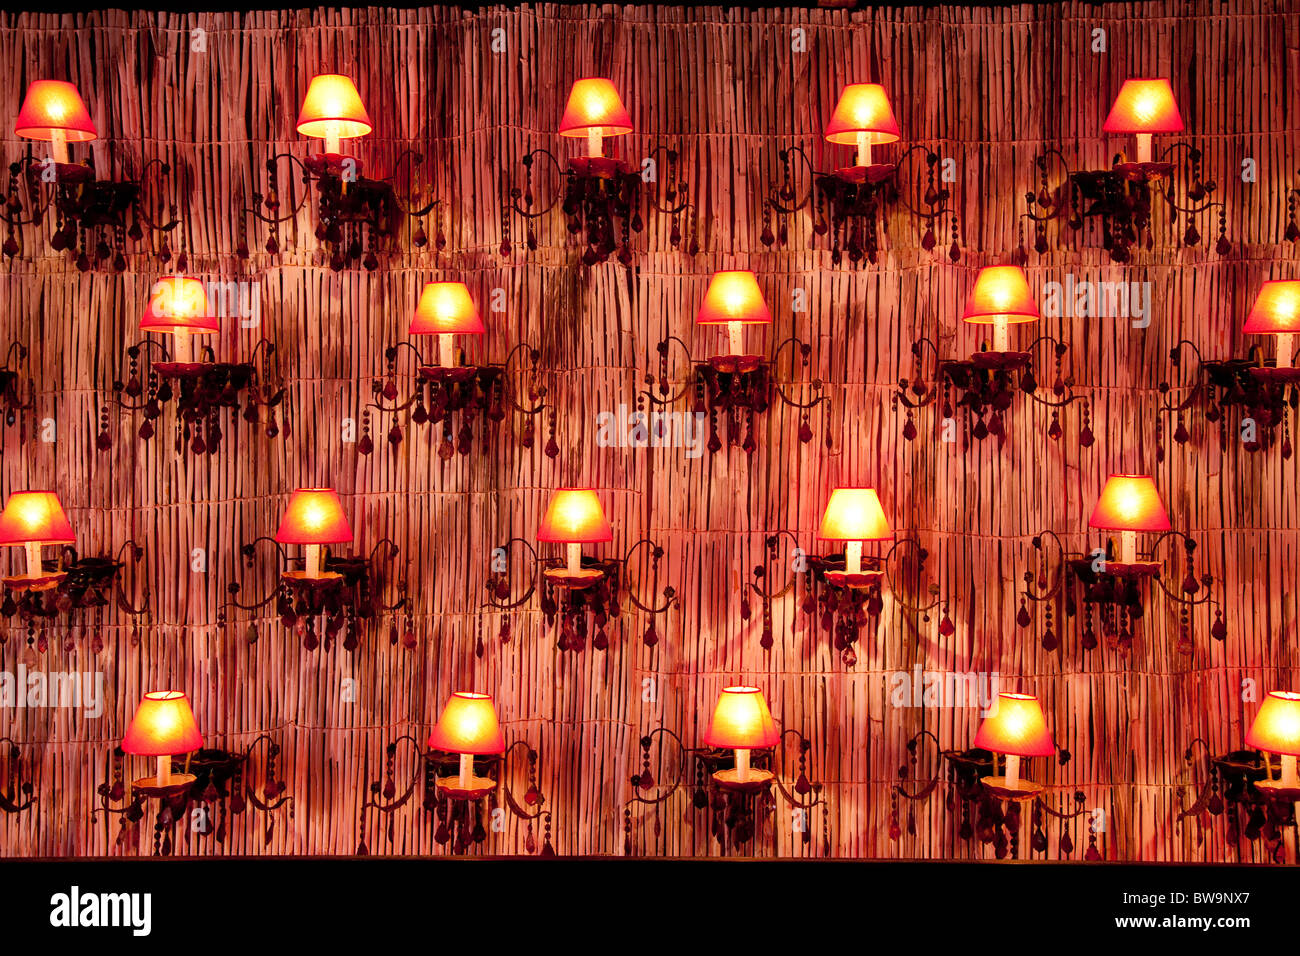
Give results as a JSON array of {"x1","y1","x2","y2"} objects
[
  {"x1": 1022, "y1": 530, "x2": 1074, "y2": 604},
  {"x1": 626, "y1": 727, "x2": 691, "y2": 808},
  {"x1": 365, "y1": 538, "x2": 408, "y2": 613},
  {"x1": 480, "y1": 537, "x2": 541, "y2": 611},
  {"x1": 771, "y1": 335, "x2": 830, "y2": 411},
  {"x1": 362, "y1": 734, "x2": 425, "y2": 814},
  {"x1": 1021, "y1": 148, "x2": 1077, "y2": 224},
  {"x1": 508, "y1": 149, "x2": 565, "y2": 219},
  {"x1": 620, "y1": 537, "x2": 677, "y2": 615},
  {"x1": 892, "y1": 145, "x2": 955, "y2": 221},
  {"x1": 895, "y1": 337, "x2": 943, "y2": 410},
  {"x1": 245, "y1": 153, "x2": 313, "y2": 225},
  {"x1": 368, "y1": 342, "x2": 429, "y2": 415},
  {"x1": 1021, "y1": 334, "x2": 1088, "y2": 410},
  {"x1": 387, "y1": 149, "x2": 440, "y2": 218},
  {"x1": 894, "y1": 730, "x2": 944, "y2": 802},
  {"x1": 0, "y1": 156, "x2": 54, "y2": 227},
  {"x1": 1146, "y1": 530, "x2": 1216, "y2": 608},
  {"x1": 224, "y1": 536, "x2": 288, "y2": 613},
  {"x1": 641, "y1": 336, "x2": 695, "y2": 408},
  {"x1": 883, "y1": 536, "x2": 942, "y2": 614},
  {"x1": 133, "y1": 158, "x2": 183, "y2": 232},
  {"x1": 113, "y1": 539, "x2": 151, "y2": 617},
  {"x1": 645, "y1": 144, "x2": 692, "y2": 216},
  {"x1": 500, "y1": 342, "x2": 550, "y2": 416},
  {"x1": 765, "y1": 146, "x2": 818, "y2": 216},
  {"x1": 498, "y1": 739, "x2": 547, "y2": 821},
  {"x1": 1175, "y1": 736, "x2": 1217, "y2": 820},
  {"x1": 241, "y1": 734, "x2": 293, "y2": 813},
  {"x1": 1158, "y1": 142, "x2": 1222, "y2": 216},
  {"x1": 771, "y1": 729, "x2": 824, "y2": 810},
  {"x1": 1034, "y1": 789, "x2": 1091, "y2": 821},
  {"x1": 1157, "y1": 339, "x2": 1212, "y2": 416},
  {"x1": 111, "y1": 339, "x2": 175, "y2": 411},
  {"x1": 748, "y1": 530, "x2": 804, "y2": 603},
  {"x1": 0, "y1": 737, "x2": 35, "y2": 814}
]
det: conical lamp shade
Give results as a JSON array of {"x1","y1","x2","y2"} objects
[
  {"x1": 409, "y1": 282, "x2": 485, "y2": 335},
  {"x1": 1246, "y1": 692, "x2": 1300, "y2": 757},
  {"x1": 537, "y1": 489, "x2": 612, "y2": 543},
  {"x1": 962, "y1": 266, "x2": 1039, "y2": 325},
  {"x1": 697, "y1": 271, "x2": 772, "y2": 325},
  {"x1": 1088, "y1": 475, "x2": 1171, "y2": 532},
  {"x1": 974, "y1": 693, "x2": 1055, "y2": 757},
  {"x1": 558, "y1": 78, "x2": 632, "y2": 137},
  {"x1": 824, "y1": 83, "x2": 901, "y2": 146},
  {"x1": 1243, "y1": 281, "x2": 1300, "y2": 334},
  {"x1": 1103, "y1": 79, "x2": 1184, "y2": 134},
  {"x1": 818, "y1": 488, "x2": 893, "y2": 541},
  {"x1": 139, "y1": 276, "x2": 219, "y2": 334},
  {"x1": 703, "y1": 687, "x2": 780, "y2": 749},
  {"x1": 296, "y1": 74, "x2": 373, "y2": 140},
  {"x1": 0, "y1": 491, "x2": 75, "y2": 545},
  {"x1": 275, "y1": 489, "x2": 353, "y2": 544},
  {"x1": 15, "y1": 80, "x2": 97, "y2": 142},
  {"x1": 427, "y1": 692, "x2": 506, "y2": 754},
  {"x1": 122, "y1": 691, "x2": 203, "y2": 756}
]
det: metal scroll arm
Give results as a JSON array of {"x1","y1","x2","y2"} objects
[
  {"x1": 892, "y1": 144, "x2": 955, "y2": 221},
  {"x1": 1021, "y1": 334, "x2": 1088, "y2": 410},
  {"x1": 366, "y1": 538, "x2": 408, "y2": 613},
  {"x1": 133, "y1": 158, "x2": 184, "y2": 233},
  {"x1": 748, "y1": 530, "x2": 804, "y2": 604},
  {"x1": 895, "y1": 337, "x2": 943, "y2": 410},
  {"x1": 1022, "y1": 530, "x2": 1072, "y2": 604},
  {"x1": 645, "y1": 144, "x2": 693, "y2": 217},
  {"x1": 501, "y1": 342, "x2": 551, "y2": 417},
  {"x1": 1146, "y1": 530, "x2": 1216, "y2": 608},
  {"x1": 883, "y1": 536, "x2": 943, "y2": 614},
  {"x1": 0, "y1": 737, "x2": 35, "y2": 814},
  {"x1": 1157, "y1": 339, "x2": 1213, "y2": 417},
  {"x1": 771, "y1": 335, "x2": 830, "y2": 412},
  {"x1": 369, "y1": 342, "x2": 427, "y2": 415},
  {"x1": 1159, "y1": 142, "x2": 1222, "y2": 217},
  {"x1": 223, "y1": 536, "x2": 289, "y2": 613},
  {"x1": 621, "y1": 537, "x2": 678, "y2": 615},
  {"x1": 507, "y1": 149, "x2": 564, "y2": 219},
  {"x1": 642, "y1": 335, "x2": 695, "y2": 408},
  {"x1": 1034, "y1": 789, "x2": 1091, "y2": 821},
  {"x1": 388, "y1": 149, "x2": 440, "y2": 218},
  {"x1": 245, "y1": 153, "x2": 313, "y2": 225},
  {"x1": 1021, "y1": 148, "x2": 1077, "y2": 224},
  {"x1": 241, "y1": 734, "x2": 293, "y2": 814},
  {"x1": 0, "y1": 154, "x2": 53, "y2": 226},
  {"x1": 627, "y1": 727, "x2": 691, "y2": 807},
  {"x1": 499, "y1": 739, "x2": 548, "y2": 821},
  {"x1": 112, "y1": 339, "x2": 172, "y2": 411},
  {"x1": 894, "y1": 730, "x2": 944, "y2": 803},
  {"x1": 362, "y1": 734, "x2": 425, "y2": 815},
  {"x1": 113, "y1": 539, "x2": 151, "y2": 618},
  {"x1": 481, "y1": 537, "x2": 541, "y2": 611},
  {"x1": 765, "y1": 146, "x2": 817, "y2": 216},
  {"x1": 1176, "y1": 736, "x2": 1217, "y2": 821},
  {"x1": 771, "y1": 729, "x2": 824, "y2": 810}
]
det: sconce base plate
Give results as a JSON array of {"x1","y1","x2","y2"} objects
[
  {"x1": 980, "y1": 776, "x2": 1043, "y2": 801},
  {"x1": 1070, "y1": 558, "x2": 1160, "y2": 579},
  {"x1": 831, "y1": 163, "x2": 897, "y2": 185},
  {"x1": 282, "y1": 570, "x2": 346, "y2": 583},
  {"x1": 304, "y1": 153, "x2": 363, "y2": 177},
  {"x1": 131, "y1": 773, "x2": 197, "y2": 797},
  {"x1": 822, "y1": 568, "x2": 885, "y2": 589},
  {"x1": 2, "y1": 571, "x2": 66, "y2": 592},
  {"x1": 1248, "y1": 366, "x2": 1300, "y2": 385},
  {"x1": 436, "y1": 775, "x2": 497, "y2": 800},
  {"x1": 417, "y1": 365, "x2": 479, "y2": 384},
  {"x1": 568, "y1": 156, "x2": 629, "y2": 178},
  {"x1": 711, "y1": 767, "x2": 775, "y2": 794},
  {"x1": 968, "y1": 350, "x2": 1032, "y2": 371},
  {"x1": 1107, "y1": 160, "x2": 1173, "y2": 182},
  {"x1": 542, "y1": 566, "x2": 607, "y2": 590},
  {"x1": 707, "y1": 354, "x2": 766, "y2": 375},
  {"x1": 1253, "y1": 779, "x2": 1300, "y2": 801},
  {"x1": 153, "y1": 361, "x2": 213, "y2": 378}
]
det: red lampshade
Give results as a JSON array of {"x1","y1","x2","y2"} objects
[
  {"x1": 409, "y1": 282, "x2": 485, "y2": 336},
  {"x1": 558, "y1": 78, "x2": 633, "y2": 137},
  {"x1": 962, "y1": 266, "x2": 1039, "y2": 325},
  {"x1": 974, "y1": 693, "x2": 1055, "y2": 757},
  {"x1": 1246, "y1": 691, "x2": 1300, "y2": 756},
  {"x1": 14, "y1": 80, "x2": 97, "y2": 142},
  {"x1": 427, "y1": 692, "x2": 506, "y2": 754},
  {"x1": 139, "y1": 276, "x2": 219, "y2": 334},
  {"x1": 1243, "y1": 281, "x2": 1300, "y2": 335},
  {"x1": 275, "y1": 489, "x2": 353, "y2": 545},
  {"x1": 703, "y1": 686, "x2": 780, "y2": 750},
  {"x1": 696, "y1": 271, "x2": 772, "y2": 326},
  {"x1": 1102, "y1": 79, "x2": 1184, "y2": 134},
  {"x1": 0, "y1": 491, "x2": 75, "y2": 545},
  {"x1": 817, "y1": 488, "x2": 893, "y2": 541},
  {"x1": 536, "y1": 489, "x2": 613, "y2": 543},
  {"x1": 824, "y1": 83, "x2": 901, "y2": 146},
  {"x1": 121, "y1": 691, "x2": 203, "y2": 756},
  {"x1": 296, "y1": 74, "x2": 373, "y2": 140},
  {"x1": 1088, "y1": 475, "x2": 1171, "y2": 532}
]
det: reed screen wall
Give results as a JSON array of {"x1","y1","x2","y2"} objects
[{"x1": 0, "y1": 0, "x2": 1294, "y2": 861}]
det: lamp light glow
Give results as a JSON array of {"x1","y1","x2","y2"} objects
[
  {"x1": 275, "y1": 488, "x2": 353, "y2": 578},
  {"x1": 818, "y1": 488, "x2": 893, "y2": 575},
  {"x1": 1244, "y1": 280, "x2": 1300, "y2": 370},
  {"x1": 296, "y1": 74, "x2": 373, "y2": 154},
  {"x1": 537, "y1": 488, "x2": 612, "y2": 575},
  {"x1": 703, "y1": 686, "x2": 780, "y2": 784},
  {"x1": 122, "y1": 690, "x2": 203, "y2": 789},
  {"x1": 697, "y1": 271, "x2": 772, "y2": 357},
  {"x1": 15, "y1": 80, "x2": 97, "y2": 164},
  {"x1": 558, "y1": 78, "x2": 633, "y2": 158},
  {"x1": 1103, "y1": 79, "x2": 1183, "y2": 163},
  {"x1": 139, "y1": 276, "x2": 219, "y2": 363},
  {"x1": 824, "y1": 83, "x2": 901, "y2": 167},
  {"x1": 1247, "y1": 691, "x2": 1300, "y2": 789},
  {"x1": 410, "y1": 282, "x2": 485, "y2": 367},
  {"x1": 962, "y1": 265, "x2": 1039, "y2": 353},
  {"x1": 0, "y1": 491, "x2": 75, "y2": 579},
  {"x1": 1088, "y1": 474, "x2": 1171, "y2": 563},
  {"x1": 974, "y1": 692, "x2": 1055, "y2": 791},
  {"x1": 428, "y1": 692, "x2": 506, "y2": 788}
]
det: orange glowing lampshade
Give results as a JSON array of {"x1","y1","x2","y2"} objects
[
  {"x1": 974, "y1": 693, "x2": 1055, "y2": 757},
  {"x1": 275, "y1": 488, "x2": 353, "y2": 545},
  {"x1": 704, "y1": 686, "x2": 780, "y2": 750},
  {"x1": 537, "y1": 489, "x2": 612, "y2": 543},
  {"x1": 139, "y1": 276, "x2": 219, "y2": 334},
  {"x1": 295, "y1": 74, "x2": 373, "y2": 141},
  {"x1": 1243, "y1": 281, "x2": 1300, "y2": 335},
  {"x1": 1103, "y1": 79, "x2": 1184, "y2": 134},
  {"x1": 14, "y1": 80, "x2": 97, "y2": 143},
  {"x1": 962, "y1": 266, "x2": 1039, "y2": 325},
  {"x1": 121, "y1": 691, "x2": 204, "y2": 756},
  {"x1": 818, "y1": 488, "x2": 893, "y2": 541},
  {"x1": 1247, "y1": 692, "x2": 1300, "y2": 756},
  {"x1": 427, "y1": 692, "x2": 506, "y2": 754},
  {"x1": 558, "y1": 78, "x2": 633, "y2": 137},
  {"x1": 697, "y1": 271, "x2": 772, "y2": 325},
  {"x1": 1088, "y1": 475, "x2": 1171, "y2": 532},
  {"x1": 409, "y1": 282, "x2": 485, "y2": 336},
  {"x1": 0, "y1": 491, "x2": 76, "y2": 545},
  {"x1": 824, "y1": 83, "x2": 901, "y2": 146}
]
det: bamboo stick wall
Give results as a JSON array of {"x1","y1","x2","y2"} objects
[{"x1": 0, "y1": 0, "x2": 1294, "y2": 860}]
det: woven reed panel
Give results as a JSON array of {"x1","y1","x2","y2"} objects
[{"x1": 0, "y1": 0, "x2": 1294, "y2": 859}]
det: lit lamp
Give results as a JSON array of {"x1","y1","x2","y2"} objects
[
  {"x1": 1246, "y1": 691, "x2": 1300, "y2": 795},
  {"x1": 1089, "y1": 474, "x2": 1171, "y2": 566},
  {"x1": 558, "y1": 78, "x2": 632, "y2": 160},
  {"x1": 139, "y1": 275, "x2": 218, "y2": 366},
  {"x1": 817, "y1": 487, "x2": 893, "y2": 586},
  {"x1": 824, "y1": 83, "x2": 901, "y2": 169},
  {"x1": 0, "y1": 491, "x2": 75, "y2": 587},
  {"x1": 962, "y1": 265, "x2": 1039, "y2": 354},
  {"x1": 427, "y1": 692, "x2": 507, "y2": 798},
  {"x1": 703, "y1": 686, "x2": 780, "y2": 789},
  {"x1": 14, "y1": 79, "x2": 97, "y2": 165},
  {"x1": 697, "y1": 270, "x2": 772, "y2": 368},
  {"x1": 1244, "y1": 280, "x2": 1300, "y2": 372},
  {"x1": 537, "y1": 488, "x2": 612, "y2": 586},
  {"x1": 275, "y1": 488, "x2": 353, "y2": 579},
  {"x1": 296, "y1": 74, "x2": 373, "y2": 157},
  {"x1": 1103, "y1": 78, "x2": 1183, "y2": 165},
  {"x1": 121, "y1": 691, "x2": 203, "y2": 792},
  {"x1": 411, "y1": 281, "x2": 485, "y2": 370},
  {"x1": 974, "y1": 692, "x2": 1055, "y2": 796}
]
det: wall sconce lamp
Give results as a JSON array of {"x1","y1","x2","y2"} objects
[
  {"x1": 0, "y1": 341, "x2": 34, "y2": 451},
  {"x1": 501, "y1": 77, "x2": 695, "y2": 266},
  {"x1": 625, "y1": 686, "x2": 824, "y2": 853},
  {"x1": 645, "y1": 270, "x2": 829, "y2": 455},
  {"x1": 485, "y1": 488, "x2": 676, "y2": 653},
  {"x1": 1, "y1": 80, "x2": 184, "y2": 271},
  {"x1": 97, "y1": 691, "x2": 291, "y2": 855},
  {"x1": 218, "y1": 488, "x2": 411, "y2": 652},
  {"x1": 363, "y1": 281, "x2": 557, "y2": 460},
  {"x1": 1017, "y1": 474, "x2": 1221, "y2": 654},
  {"x1": 0, "y1": 737, "x2": 35, "y2": 817},
  {"x1": 1021, "y1": 79, "x2": 1227, "y2": 264},
  {"x1": 1181, "y1": 692, "x2": 1300, "y2": 859},
  {"x1": 99, "y1": 276, "x2": 285, "y2": 457},
  {"x1": 0, "y1": 491, "x2": 150, "y2": 652},
  {"x1": 760, "y1": 83, "x2": 961, "y2": 266},
  {"x1": 897, "y1": 265, "x2": 1090, "y2": 447},
  {"x1": 361, "y1": 691, "x2": 551, "y2": 855},
  {"x1": 1158, "y1": 280, "x2": 1300, "y2": 459},
  {"x1": 239, "y1": 74, "x2": 437, "y2": 271}
]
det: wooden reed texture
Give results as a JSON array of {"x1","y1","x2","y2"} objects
[{"x1": 0, "y1": 1, "x2": 1294, "y2": 860}]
